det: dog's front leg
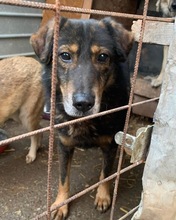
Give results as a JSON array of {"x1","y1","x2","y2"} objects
[
  {"x1": 95, "y1": 141, "x2": 117, "y2": 212},
  {"x1": 51, "y1": 141, "x2": 74, "y2": 220},
  {"x1": 26, "y1": 131, "x2": 42, "y2": 163}
]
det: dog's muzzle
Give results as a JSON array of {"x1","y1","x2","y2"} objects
[{"x1": 73, "y1": 93, "x2": 95, "y2": 113}]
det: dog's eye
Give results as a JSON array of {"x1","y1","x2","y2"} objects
[
  {"x1": 60, "y1": 52, "x2": 72, "y2": 63},
  {"x1": 97, "y1": 53, "x2": 109, "y2": 63}
]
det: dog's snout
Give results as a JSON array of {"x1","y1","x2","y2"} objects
[
  {"x1": 172, "y1": 2, "x2": 176, "y2": 10},
  {"x1": 73, "y1": 93, "x2": 95, "y2": 113}
]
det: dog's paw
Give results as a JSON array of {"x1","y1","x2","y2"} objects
[
  {"x1": 51, "y1": 202, "x2": 68, "y2": 220},
  {"x1": 151, "y1": 77, "x2": 162, "y2": 87},
  {"x1": 94, "y1": 191, "x2": 111, "y2": 212},
  {"x1": 26, "y1": 153, "x2": 36, "y2": 164}
]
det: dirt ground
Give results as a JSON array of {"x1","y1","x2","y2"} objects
[{"x1": 0, "y1": 115, "x2": 152, "y2": 220}]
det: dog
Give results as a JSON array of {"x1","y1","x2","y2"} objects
[
  {"x1": 0, "y1": 56, "x2": 44, "y2": 163},
  {"x1": 151, "y1": 0, "x2": 176, "y2": 87},
  {"x1": 31, "y1": 17, "x2": 133, "y2": 219}
]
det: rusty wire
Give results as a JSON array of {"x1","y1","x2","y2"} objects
[
  {"x1": 0, "y1": 0, "x2": 162, "y2": 219},
  {"x1": 46, "y1": 0, "x2": 61, "y2": 219},
  {"x1": 0, "y1": 0, "x2": 55, "y2": 10},
  {"x1": 118, "y1": 205, "x2": 140, "y2": 220},
  {"x1": 110, "y1": 0, "x2": 150, "y2": 219},
  {"x1": 0, "y1": 97, "x2": 159, "y2": 147},
  {"x1": 0, "y1": 0, "x2": 175, "y2": 23}
]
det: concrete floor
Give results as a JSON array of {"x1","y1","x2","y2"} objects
[{"x1": 0, "y1": 116, "x2": 151, "y2": 220}]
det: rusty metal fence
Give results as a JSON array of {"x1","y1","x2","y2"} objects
[{"x1": 0, "y1": 0, "x2": 174, "y2": 219}]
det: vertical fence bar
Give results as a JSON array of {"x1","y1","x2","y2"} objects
[
  {"x1": 46, "y1": 0, "x2": 60, "y2": 219},
  {"x1": 110, "y1": 0, "x2": 150, "y2": 219}
]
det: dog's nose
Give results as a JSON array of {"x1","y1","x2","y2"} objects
[
  {"x1": 172, "y1": 2, "x2": 176, "y2": 10},
  {"x1": 73, "y1": 93, "x2": 95, "y2": 113}
]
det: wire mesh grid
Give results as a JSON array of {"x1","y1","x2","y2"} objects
[{"x1": 0, "y1": 0, "x2": 173, "y2": 219}]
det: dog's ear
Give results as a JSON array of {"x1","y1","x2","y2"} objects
[
  {"x1": 30, "y1": 17, "x2": 68, "y2": 63},
  {"x1": 101, "y1": 17, "x2": 134, "y2": 61}
]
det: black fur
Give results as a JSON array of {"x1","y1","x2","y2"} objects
[{"x1": 31, "y1": 16, "x2": 133, "y2": 219}]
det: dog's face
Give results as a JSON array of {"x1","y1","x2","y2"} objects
[
  {"x1": 31, "y1": 17, "x2": 133, "y2": 117},
  {"x1": 156, "y1": 0, "x2": 176, "y2": 17}
]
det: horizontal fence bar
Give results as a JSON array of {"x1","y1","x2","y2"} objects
[
  {"x1": 0, "y1": 0, "x2": 55, "y2": 10},
  {"x1": 0, "y1": 0, "x2": 174, "y2": 23},
  {"x1": 0, "y1": 97, "x2": 159, "y2": 147}
]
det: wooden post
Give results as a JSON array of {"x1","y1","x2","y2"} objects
[
  {"x1": 132, "y1": 20, "x2": 176, "y2": 219},
  {"x1": 41, "y1": 0, "x2": 90, "y2": 26},
  {"x1": 81, "y1": 0, "x2": 93, "y2": 19}
]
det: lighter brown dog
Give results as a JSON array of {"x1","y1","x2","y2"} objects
[{"x1": 0, "y1": 56, "x2": 44, "y2": 163}]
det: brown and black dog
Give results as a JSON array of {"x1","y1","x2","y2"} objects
[
  {"x1": 0, "y1": 56, "x2": 44, "y2": 163},
  {"x1": 31, "y1": 17, "x2": 133, "y2": 219}
]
